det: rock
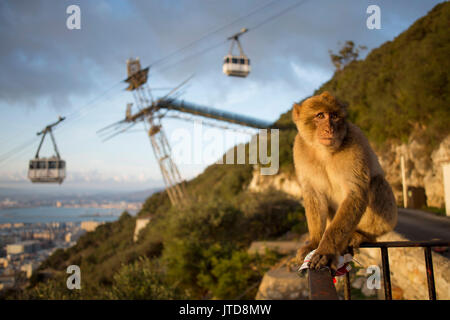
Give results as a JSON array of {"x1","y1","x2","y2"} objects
[
  {"x1": 255, "y1": 268, "x2": 308, "y2": 300},
  {"x1": 254, "y1": 232, "x2": 450, "y2": 300},
  {"x1": 392, "y1": 285, "x2": 404, "y2": 300},
  {"x1": 133, "y1": 217, "x2": 151, "y2": 242},
  {"x1": 249, "y1": 134, "x2": 449, "y2": 208},
  {"x1": 248, "y1": 240, "x2": 306, "y2": 256},
  {"x1": 376, "y1": 134, "x2": 450, "y2": 208},
  {"x1": 355, "y1": 232, "x2": 450, "y2": 300},
  {"x1": 248, "y1": 170, "x2": 302, "y2": 200},
  {"x1": 361, "y1": 283, "x2": 377, "y2": 297},
  {"x1": 352, "y1": 277, "x2": 365, "y2": 290}
]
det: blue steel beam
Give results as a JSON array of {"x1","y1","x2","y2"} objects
[{"x1": 157, "y1": 99, "x2": 273, "y2": 129}]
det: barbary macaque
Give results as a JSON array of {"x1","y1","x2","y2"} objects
[{"x1": 292, "y1": 91, "x2": 397, "y2": 270}]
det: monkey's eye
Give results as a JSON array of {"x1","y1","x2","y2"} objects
[
  {"x1": 316, "y1": 112, "x2": 325, "y2": 119},
  {"x1": 330, "y1": 112, "x2": 338, "y2": 120}
]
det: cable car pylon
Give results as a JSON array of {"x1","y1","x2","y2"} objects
[
  {"x1": 124, "y1": 58, "x2": 188, "y2": 207},
  {"x1": 98, "y1": 58, "x2": 273, "y2": 207}
]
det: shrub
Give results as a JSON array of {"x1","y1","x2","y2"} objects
[{"x1": 108, "y1": 257, "x2": 182, "y2": 300}]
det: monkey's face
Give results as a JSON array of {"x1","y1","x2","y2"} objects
[
  {"x1": 312, "y1": 111, "x2": 345, "y2": 147},
  {"x1": 292, "y1": 91, "x2": 348, "y2": 150}
]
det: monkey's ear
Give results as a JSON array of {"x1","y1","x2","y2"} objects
[{"x1": 292, "y1": 103, "x2": 302, "y2": 122}]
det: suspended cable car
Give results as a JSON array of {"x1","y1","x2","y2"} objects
[
  {"x1": 28, "y1": 116, "x2": 66, "y2": 184},
  {"x1": 223, "y1": 28, "x2": 251, "y2": 78}
]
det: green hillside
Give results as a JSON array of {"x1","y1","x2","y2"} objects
[
  {"x1": 7, "y1": 2, "x2": 450, "y2": 300},
  {"x1": 277, "y1": 1, "x2": 450, "y2": 148},
  {"x1": 11, "y1": 158, "x2": 305, "y2": 299}
]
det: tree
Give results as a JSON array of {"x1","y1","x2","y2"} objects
[{"x1": 329, "y1": 41, "x2": 367, "y2": 71}]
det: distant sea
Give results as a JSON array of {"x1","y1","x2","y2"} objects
[{"x1": 0, "y1": 207, "x2": 132, "y2": 224}]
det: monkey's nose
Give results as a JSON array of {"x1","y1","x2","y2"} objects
[{"x1": 324, "y1": 127, "x2": 333, "y2": 134}]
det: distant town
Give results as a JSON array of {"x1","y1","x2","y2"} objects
[
  {"x1": 0, "y1": 188, "x2": 151, "y2": 211},
  {"x1": 0, "y1": 188, "x2": 154, "y2": 293},
  {"x1": 0, "y1": 197, "x2": 142, "y2": 211},
  {"x1": 0, "y1": 220, "x2": 107, "y2": 292}
]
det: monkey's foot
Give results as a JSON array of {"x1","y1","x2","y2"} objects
[
  {"x1": 295, "y1": 242, "x2": 317, "y2": 265},
  {"x1": 309, "y1": 251, "x2": 337, "y2": 271}
]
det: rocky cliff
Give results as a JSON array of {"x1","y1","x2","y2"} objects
[
  {"x1": 379, "y1": 134, "x2": 450, "y2": 208},
  {"x1": 249, "y1": 134, "x2": 450, "y2": 208}
]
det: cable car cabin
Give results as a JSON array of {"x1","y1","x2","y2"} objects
[
  {"x1": 28, "y1": 116, "x2": 66, "y2": 184},
  {"x1": 223, "y1": 54, "x2": 251, "y2": 77},
  {"x1": 28, "y1": 157, "x2": 66, "y2": 184}
]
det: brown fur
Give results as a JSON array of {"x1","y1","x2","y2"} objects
[{"x1": 293, "y1": 92, "x2": 397, "y2": 270}]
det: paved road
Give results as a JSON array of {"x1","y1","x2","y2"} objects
[{"x1": 395, "y1": 208, "x2": 450, "y2": 258}]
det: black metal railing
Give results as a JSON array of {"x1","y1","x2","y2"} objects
[{"x1": 308, "y1": 240, "x2": 450, "y2": 300}]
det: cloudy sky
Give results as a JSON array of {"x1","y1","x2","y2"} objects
[{"x1": 0, "y1": 0, "x2": 443, "y2": 192}]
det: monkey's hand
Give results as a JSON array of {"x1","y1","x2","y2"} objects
[
  {"x1": 295, "y1": 241, "x2": 317, "y2": 265},
  {"x1": 308, "y1": 245, "x2": 338, "y2": 271},
  {"x1": 348, "y1": 231, "x2": 375, "y2": 249}
]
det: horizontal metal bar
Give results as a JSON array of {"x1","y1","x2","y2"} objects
[{"x1": 360, "y1": 240, "x2": 450, "y2": 248}]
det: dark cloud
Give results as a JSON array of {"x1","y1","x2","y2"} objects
[{"x1": 0, "y1": 0, "x2": 444, "y2": 110}]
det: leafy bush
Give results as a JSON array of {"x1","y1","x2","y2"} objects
[
  {"x1": 17, "y1": 278, "x2": 82, "y2": 300},
  {"x1": 108, "y1": 257, "x2": 183, "y2": 300},
  {"x1": 158, "y1": 192, "x2": 304, "y2": 299},
  {"x1": 237, "y1": 189, "x2": 306, "y2": 241},
  {"x1": 197, "y1": 246, "x2": 278, "y2": 299},
  {"x1": 160, "y1": 200, "x2": 244, "y2": 297}
]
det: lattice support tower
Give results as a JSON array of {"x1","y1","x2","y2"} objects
[{"x1": 125, "y1": 58, "x2": 188, "y2": 206}]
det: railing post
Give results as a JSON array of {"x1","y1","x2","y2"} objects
[
  {"x1": 344, "y1": 272, "x2": 351, "y2": 300},
  {"x1": 380, "y1": 247, "x2": 392, "y2": 300},
  {"x1": 305, "y1": 241, "x2": 448, "y2": 300},
  {"x1": 424, "y1": 247, "x2": 437, "y2": 300},
  {"x1": 308, "y1": 269, "x2": 339, "y2": 300}
]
